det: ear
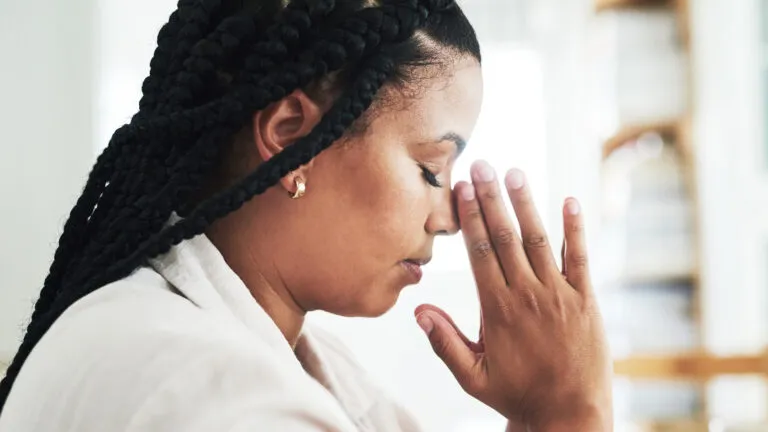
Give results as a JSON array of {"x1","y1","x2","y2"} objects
[{"x1": 252, "y1": 89, "x2": 324, "y2": 196}]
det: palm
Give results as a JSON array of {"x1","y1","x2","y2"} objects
[{"x1": 415, "y1": 305, "x2": 529, "y2": 430}]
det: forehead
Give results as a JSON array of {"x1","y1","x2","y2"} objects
[{"x1": 375, "y1": 58, "x2": 483, "y2": 140}]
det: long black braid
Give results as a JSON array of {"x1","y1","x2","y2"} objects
[{"x1": 0, "y1": 0, "x2": 480, "y2": 414}]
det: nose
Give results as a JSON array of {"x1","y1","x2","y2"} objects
[{"x1": 425, "y1": 189, "x2": 460, "y2": 236}]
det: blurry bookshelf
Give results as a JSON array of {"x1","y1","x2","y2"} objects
[{"x1": 588, "y1": 0, "x2": 768, "y2": 430}]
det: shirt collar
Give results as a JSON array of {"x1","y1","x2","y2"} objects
[
  {"x1": 147, "y1": 214, "x2": 296, "y2": 360},
  {"x1": 146, "y1": 215, "x2": 378, "y2": 424}
]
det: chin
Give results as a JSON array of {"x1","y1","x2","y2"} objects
[
  {"x1": 326, "y1": 275, "x2": 411, "y2": 318},
  {"x1": 338, "y1": 291, "x2": 402, "y2": 318}
]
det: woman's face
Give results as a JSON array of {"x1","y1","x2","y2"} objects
[{"x1": 222, "y1": 56, "x2": 483, "y2": 318}]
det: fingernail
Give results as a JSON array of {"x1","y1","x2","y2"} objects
[
  {"x1": 506, "y1": 169, "x2": 525, "y2": 190},
  {"x1": 566, "y1": 199, "x2": 580, "y2": 215},
  {"x1": 472, "y1": 161, "x2": 496, "y2": 183},
  {"x1": 417, "y1": 313, "x2": 434, "y2": 336},
  {"x1": 460, "y1": 184, "x2": 476, "y2": 201}
]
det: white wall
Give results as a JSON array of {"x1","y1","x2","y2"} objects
[
  {"x1": 0, "y1": 0, "x2": 97, "y2": 361},
  {"x1": 0, "y1": 0, "x2": 176, "y2": 362},
  {"x1": 692, "y1": 0, "x2": 766, "y2": 359},
  {"x1": 529, "y1": 0, "x2": 600, "y2": 252},
  {"x1": 691, "y1": 0, "x2": 768, "y2": 422},
  {"x1": 94, "y1": 0, "x2": 177, "y2": 150}
]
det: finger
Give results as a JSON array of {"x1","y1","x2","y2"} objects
[
  {"x1": 416, "y1": 310, "x2": 485, "y2": 395},
  {"x1": 415, "y1": 304, "x2": 483, "y2": 353},
  {"x1": 560, "y1": 238, "x2": 566, "y2": 276},
  {"x1": 505, "y1": 169, "x2": 559, "y2": 283},
  {"x1": 477, "y1": 311, "x2": 485, "y2": 351},
  {"x1": 455, "y1": 181, "x2": 507, "y2": 311},
  {"x1": 563, "y1": 198, "x2": 591, "y2": 292},
  {"x1": 506, "y1": 420, "x2": 529, "y2": 432},
  {"x1": 470, "y1": 161, "x2": 536, "y2": 285}
]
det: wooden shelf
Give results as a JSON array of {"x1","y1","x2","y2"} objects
[
  {"x1": 595, "y1": 0, "x2": 673, "y2": 12},
  {"x1": 602, "y1": 119, "x2": 681, "y2": 160},
  {"x1": 599, "y1": 273, "x2": 697, "y2": 293},
  {"x1": 591, "y1": 0, "x2": 711, "y2": 422},
  {"x1": 613, "y1": 351, "x2": 768, "y2": 379},
  {"x1": 621, "y1": 269, "x2": 698, "y2": 286},
  {"x1": 625, "y1": 419, "x2": 709, "y2": 432},
  {"x1": 629, "y1": 420, "x2": 768, "y2": 432},
  {"x1": 676, "y1": 0, "x2": 691, "y2": 48}
]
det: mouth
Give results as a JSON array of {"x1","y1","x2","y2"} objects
[
  {"x1": 403, "y1": 257, "x2": 432, "y2": 267},
  {"x1": 399, "y1": 257, "x2": 431, "y2": 283}
]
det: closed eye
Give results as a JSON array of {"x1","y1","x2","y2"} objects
[{"x1": 419, "y1": 164, "x2": 443, "y2": 188}]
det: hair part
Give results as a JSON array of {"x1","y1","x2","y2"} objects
[{"x1": 0, "y1": 0, "x2": 480, "y2": 414}]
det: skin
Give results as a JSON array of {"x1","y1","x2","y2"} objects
[
  {"x1": 418, "y1": 168, "x2": 613, "y2": 431},
  {"x1": 206, "y1": 53, "x2": 614, "y2": 430},
  {"x1": 206, "y1": 56, "x2": 484, "y2": 346}
]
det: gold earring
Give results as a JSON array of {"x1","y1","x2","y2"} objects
[{"x1": 290, "y1": 177, "x2": 306, "y2": 199}]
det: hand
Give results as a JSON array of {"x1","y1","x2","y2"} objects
[{"x1": 415, "y1": 161, "x2": 613, "y2": 431}]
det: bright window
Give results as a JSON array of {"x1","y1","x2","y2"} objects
[{"x1": 428, "y1": 44, "x2": 549, "y2": 274}]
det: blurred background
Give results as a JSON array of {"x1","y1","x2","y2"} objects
[{"x1": 1, "y1": 0, "x2": 766, "y2": 430}]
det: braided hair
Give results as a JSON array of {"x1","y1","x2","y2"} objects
[{"x1": 0, "y1": 0, "x2": 480, "y2": 413}]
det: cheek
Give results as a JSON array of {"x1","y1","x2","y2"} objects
[
  {"x1": 355, "y1": 154, "x2": 425, "y2": 231},
  {"x1": 321, "y1": 149, "x2": 427, "y2": 257}
]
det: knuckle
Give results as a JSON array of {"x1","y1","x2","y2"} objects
[
  {"x1": 513, "y1": 189, "x2": 532, "y2": 204},
  {"x1": 583, "y1": 294, "x2": 600, "y2": 313},
  {"x1": 471, "y1": 240, "x2": 495, "y2": 260},
  {"x1": 567, "y1": 222, "x2": 584, "y2": 234},
  {"x1": 480, "y1": 186, "x2": 500, "y2": 201},
  {"x1": 517, "y1": 289, "x2": 540, "y2": 312},
  {"x1": 570, "y1": 253, "x2": 589, "y2": 268},
  {"x1": 458, "y1": 371, "x2": 485, "y2": 396},
  {"x1": 524, "y1": 234, "x2": 549, "y2": 250},
  {"x1": 464, "y1": 205, "x2": 484, "y2": 222},
  {"x1": 510, "y1": 273, "x2": 530, "y2": 290},
  {"x1": 493, "y1": 298, "x2": 516, "y2": 322},
  {"x1": 492, "y1": 227, "x2": 517, "y2": 247},
  {"x1": 430, "y1": 335, "x2": 451, "y2": 358},
  {"x1": 552, "y1": 293, "x2": 568, "y2": 322}
]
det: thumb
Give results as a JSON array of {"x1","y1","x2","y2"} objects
[{"x1": 415, "y1": 310, "x2": 483, "y2": 393}]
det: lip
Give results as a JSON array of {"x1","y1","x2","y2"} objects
[
  {"x1": 405, "y1": 257, "x2": 432, "y2": 266},
  {"x1": 400, "y1": 260, "x2": 427, "y2": 283}
]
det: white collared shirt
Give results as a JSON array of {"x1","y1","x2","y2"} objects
[{"x1": 0, "y1": 232, "x2": 423, "y2": 431}]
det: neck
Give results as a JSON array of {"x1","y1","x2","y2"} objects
[{"x1": 206, "y1": 210, "x2": 306, "y2": 348}]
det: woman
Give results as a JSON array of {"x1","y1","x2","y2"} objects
[{"x1": 0, "y1": 0, "x2": 612, "y2": 430}]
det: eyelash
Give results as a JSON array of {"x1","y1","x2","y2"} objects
[{"x1": 419, "y1": 165, "x2": 443, "y2": 188}]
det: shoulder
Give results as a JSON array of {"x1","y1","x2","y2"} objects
[
  {"x1": 6, "y1": 269, "x2": 355, "y2": 432},
  {"x1": 123, "y1": 336, "x2": 356, "y2": 432}
]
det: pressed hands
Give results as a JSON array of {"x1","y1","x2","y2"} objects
[{"x1": 415, "y1": 161, "x2": 613, "y2": 432}]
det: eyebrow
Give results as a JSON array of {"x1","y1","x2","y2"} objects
[{"x1": 439, "y1": 132, "x2": 467, "y2": 156}]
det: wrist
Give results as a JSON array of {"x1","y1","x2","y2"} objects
[{"x1": 531, "y1": 403, "x2": 612, "y2": 432}]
